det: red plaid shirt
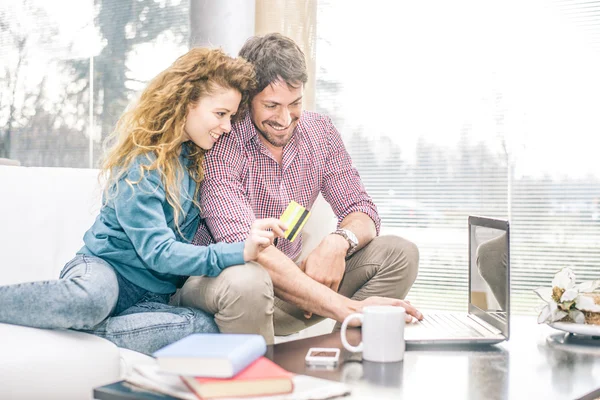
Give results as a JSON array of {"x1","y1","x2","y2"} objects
[{"x1": 193, "y1": 111, "x2": 380, "y2": 260}]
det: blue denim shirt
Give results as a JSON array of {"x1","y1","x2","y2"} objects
[{"x1": 79, "y1": 147, "x2": 245, "y2": 294}]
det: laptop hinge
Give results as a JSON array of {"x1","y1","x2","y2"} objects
[{"x1": 467, "y1": 314, "x2": 503, "y2": 335}]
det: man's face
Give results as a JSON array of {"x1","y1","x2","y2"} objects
[{"x1": 250, "y1": 79, "x2": 303, "y2": 148}]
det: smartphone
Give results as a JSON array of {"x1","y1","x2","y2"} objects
[{"x1": 305, "y1": 347, "x2": 340, "y2": 367}]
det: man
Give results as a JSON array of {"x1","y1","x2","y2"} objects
[{"x1": 177, "y1": 33, "x2": 422, "y2": 344}]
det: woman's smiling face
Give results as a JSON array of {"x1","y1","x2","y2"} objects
[{"x1": 183, "y1": 86, "x2": 241, "y2": 150}]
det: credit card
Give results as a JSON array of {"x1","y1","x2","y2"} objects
[{"x1": 280, "y1": 200, "x2": 311, "y2": 242}]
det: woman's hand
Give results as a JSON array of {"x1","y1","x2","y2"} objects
[{"x1": 243, "y1": 218, "x2": 288, "y2": 262}]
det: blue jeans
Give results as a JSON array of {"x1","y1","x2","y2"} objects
[{"x1": 0, "y1": 254, "x2": 218, "y2": 355}]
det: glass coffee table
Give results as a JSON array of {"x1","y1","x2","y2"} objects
[{"x1": 94, "y1": 316, "x2": 600, "y2": 400}]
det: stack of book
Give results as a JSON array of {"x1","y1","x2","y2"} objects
[
  {"x1": 152, "y1": 333, "x2": 293, "y2": 399},
  {"x1": 119, "y1": 333, "x2": 351, "y2": 400}
]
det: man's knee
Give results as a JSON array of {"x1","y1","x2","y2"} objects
[
  {"x1": 214, "y1": 263, "x2": 275, "y2": 342},
  {"x1": 374, "y1": 235, "x2": 419, "y2": 285},
  {"x1": 217, "y1": 263, "x2": 274, "y2": 310}
]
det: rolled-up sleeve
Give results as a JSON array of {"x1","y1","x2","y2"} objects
[{"x1": 320, "y1": 117, "x2": 381, "y2": 234}]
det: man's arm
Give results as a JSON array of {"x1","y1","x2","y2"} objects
[
  {"x1": 303, "y1": 117, "x2": 381, "y2": 292},
  {"x1": 335, "y1": 211, "x2": 377, "y2": 253},
  {"x1": 257, "y1": 245, "x2": 347, "y2": 320},
  {"x1": 256, "y1": 245, "x2": 422, "y2": 322},
  {"x1": 304, "y1": 211, "x2": 376, "y2": 292},
  {"x1": 320, "y1": 117, "x2": 381, "y2": 236},
  {"x1": 198, "y1": 134, "x2": 255, "y2": 244}
]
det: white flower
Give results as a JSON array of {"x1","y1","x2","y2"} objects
[
  {"x1": 552, "y1": 267, "x2": 576, "y2": 290},
  {"x1": 537, "y1": 302, "x2": 567, "y2": 324},
  {"x1": 561, "y1": 288, "x2": 579, "y2": 302},
  {"x1": 534, "y1": 267, "x2": 599, "y2": 325},
  {"x1": 569, "y1": 309, "x2": 586, "y2": 324},
  {"x1": 575, "y1": 279, "x2": 600, "y2": 293},
  {"x1": 575, "y1": 293, "x2": 600, "y2": 313},
  {"x1": 534, "y1": 287, "x2": 552, "y2": 303}
]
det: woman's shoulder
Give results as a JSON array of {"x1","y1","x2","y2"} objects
[{"x1": 119, "y1": 152, "x2": 161, "y2": 184}]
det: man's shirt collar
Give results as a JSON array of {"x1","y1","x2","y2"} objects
[{"x1": 234, "y1": 113, "x2": 258, "y2": 145}]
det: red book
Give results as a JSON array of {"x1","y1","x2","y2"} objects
[{"x1": 180, "y1": 357, "x2": 294, "y2": 399}]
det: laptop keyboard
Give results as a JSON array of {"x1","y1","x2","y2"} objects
[{"x1": 411, "y1": 313, "x2": 485, "y2": 338}]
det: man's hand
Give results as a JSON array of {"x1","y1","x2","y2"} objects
[
  {"x1": 345, "y1": 297, "x2": 423, "y2": 325},
  {"x1": 300, "y1": 234, "x2": 349, "y2": 319},
  {"x1": 303, "y1": 234, "x2": 349, "y2": 293}
]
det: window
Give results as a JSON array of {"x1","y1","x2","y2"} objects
[
  {"x1": 316, "y1": 0, "x2": 600, "y2": 314},
  {"x1": 4, "y1": 0, "x2": 600, "y2": 316},
  {"x1": 0, "y1": 0, "x2": 189, "y2": 167}
]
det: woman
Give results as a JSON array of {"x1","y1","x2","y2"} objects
[{"x1": 0, "y1": 48, "x2": 286, "y2": 355}]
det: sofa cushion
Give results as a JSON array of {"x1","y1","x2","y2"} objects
[
  {"x1": 0, "y1": 323, "x2": 121, "y2": 400},
  {"x1": 119, "y1": 347, "x2": 157, "y2": 378},
  {"x1": 0, "y1": 166, "x2": 102, "y2": 285}
]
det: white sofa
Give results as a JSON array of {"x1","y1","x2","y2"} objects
[{"x1": 0, "y1": 165, "x2": 336, "y2": 399}]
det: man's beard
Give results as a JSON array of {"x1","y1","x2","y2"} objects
[{"x1": 254, "y1": 121, "x2": 296, "y2": 148}]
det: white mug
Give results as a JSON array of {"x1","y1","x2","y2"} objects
[{"x1": 340, "y1": 305, "x2": 406, "y2": 362}]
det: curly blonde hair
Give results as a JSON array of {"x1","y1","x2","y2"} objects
[{"x1": 100, "y1": 48, "x2": 255, "y2": 235}]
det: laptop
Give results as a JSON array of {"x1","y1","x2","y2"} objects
[{"x1": 404, "y1": 216, "x2": 510, "y2": 345}]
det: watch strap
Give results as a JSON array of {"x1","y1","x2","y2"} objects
[{"x1": 333, "y1": 228, "x2": 358, "y2": 257}]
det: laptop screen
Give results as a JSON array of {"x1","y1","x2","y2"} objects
[{"x1": 468, "y1": 216, "x2": 510, "y2": 338}]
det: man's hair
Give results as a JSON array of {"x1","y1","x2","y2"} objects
[{"x1": 238, "y1": 33, "x2": 308, "y2": 96}]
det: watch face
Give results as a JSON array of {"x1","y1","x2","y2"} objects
[
  {"x1": 345, "y1": 229, "x2": 358, "y2": 245},
  {"x1": 342, "y1": 229, "x2": 358, "y2": 257}
]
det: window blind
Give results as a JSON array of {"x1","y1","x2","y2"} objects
[
  {"x1": 316, "y1": 0, "x2": 600, "y2": 315},
  {"x1": 0, "y1": 0, "x2": 189, "y2": 167}
]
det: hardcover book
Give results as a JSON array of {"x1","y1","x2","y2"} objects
[
  {"x1": 180, "y1": 357, "x2": 294, "y2": 399},
  {"x1": 153, "y1": 334, "x2": 266, "y2": 378}
]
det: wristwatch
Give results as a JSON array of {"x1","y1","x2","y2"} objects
[{"x1": 332, "y1": 228, "x2": 359, "y2": 257}]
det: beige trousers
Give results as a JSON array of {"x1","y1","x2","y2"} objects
[
  {"x1": 476, "y1": 232, "x2": 508, "y2": 310},
  {"x1": 173, "y1": 235, "x2": 419, "y2": 344}
]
